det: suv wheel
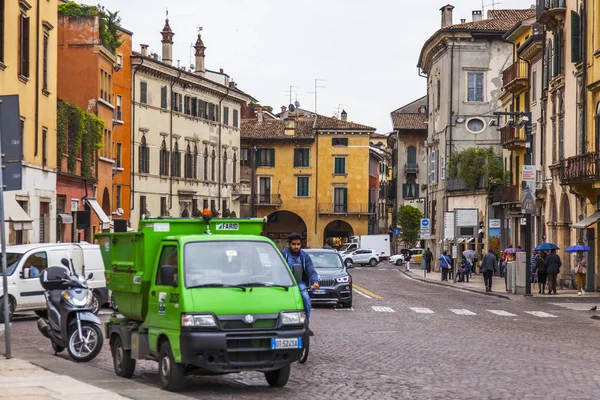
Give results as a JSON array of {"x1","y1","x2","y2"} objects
[{"x1": 369, "y1": 258, "x2": 378, "y2": 267}]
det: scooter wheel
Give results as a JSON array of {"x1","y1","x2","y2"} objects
[
  {"x1": 52, "y1": 341, "x2": 65, "y2": 354},
  {"x1": 67, "y1": 322, "x2": 103, "y2": 362}
]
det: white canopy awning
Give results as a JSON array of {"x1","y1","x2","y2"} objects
[
  {"x1": 85, "y1": 198, "x2": 111, "y2": 229},
  {"x1": 3, "y1": 193, "x2": 33, "y2": 231},
  {"x1": 58, "y1": 213, "x2": 73, "y2": 224},
  {"x1": 572, "y1": 211, "x2": 600, "y2": 229}
]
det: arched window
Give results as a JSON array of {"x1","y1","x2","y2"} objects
[
  {"x1": 222, "y1": 150, "x2": 228, "y2": 182},
  {"x1": 203, "y1": 146, "x2": 209, "y2": 180},
  {"x1": 184, "y1": 143, "x2": 193, "y2": 179},
  {"x1": 160, "y1": 139, "x2": 169, "y2": 176},
  {"x1": 172, "y1": 142, "x2": 181, "y2": 177},
  {"x1": 233, "y1": 151, "x2": 237, "y2": 183},
  {"x1": 139, "y1": 136, "x2": 150, "y2": 174},
  {"x1": 193, "y1": 144, "x2": 198, "y2": 179},
  {"x1": 211, "y1": 149, "x2": 216, "y2": 181}
]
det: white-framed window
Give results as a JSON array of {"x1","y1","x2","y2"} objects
[
  {"x1": 467, "y1": 72, "x2": 485, "y2": 102},
  {"x1": 440, "y1": 155, "x2": 445, "y2": 181}
]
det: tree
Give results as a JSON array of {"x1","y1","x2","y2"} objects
[{"x1": 395, "y1": 205, "x2": 423, "y2": 248}]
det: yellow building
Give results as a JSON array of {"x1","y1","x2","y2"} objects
[
  {"x1": 240, "y1": 107, "x2": 375, "y2": 249},
  {"x1": 1, "y1": 0, "x2": 58, "y2": 244}
]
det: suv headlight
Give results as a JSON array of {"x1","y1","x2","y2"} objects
[
  {"x1": 181, "y1": 314, "x2": 217, "y2": 328},
  {"x1": 336, "y1": 276, "x2": 350, "y2": 283},
  {"x1": 280, "y1": 311, "x2": 306, "y2": 325}
]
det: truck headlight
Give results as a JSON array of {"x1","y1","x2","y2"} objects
[
  {"x1": 181, "y1": 314, "x2": 217, "y2": 328},
  {"x1": 336, "y1": 276, "x2": 350, "y2": 283},
  {"x1": 281, "y1": 311, "x2": 306, "y2": 325}
]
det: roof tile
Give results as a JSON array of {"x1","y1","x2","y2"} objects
[
  {"x1": 241, "y1": 118, "x2": 314, "y2": 140},
  {"x1": 445, "y1": 9, "x2": 536, "y2": 32},
  {"x1": 314, "y1": 115, "x2": 376, "y2": 131},
  {"x1": 391, "y1": 113, "x2": 428, "y2": 130}
]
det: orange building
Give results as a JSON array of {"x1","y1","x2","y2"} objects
[{"x1": 56, "y1": 12, "x2": 124, "y2": 240}]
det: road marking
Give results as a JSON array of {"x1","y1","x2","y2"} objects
[
  {"x1": 410, "y1": 307, "x2": 435, "y2": 314},
  {"x1": 524, "y1": 311, "x2": 557, "y2": 318},
  {"x1": 372, "y1": 306, "x2": 395, "y2": 313},
  {"x1": 355, "y1": 267, "x2": 363, "y2": 270},
  {"x1": 334, "y1": 307, "x2": 354, "y2": 311},
  {"x1": 449, "y1": 309, "x2": 476, "y2": 316},
  {"x1": 353, "y1": 288, "x2": 372, "y2": 299},
  {"x1": 353, "y1": 284, "x2": 382, "y2": 299},
  {"x1": 487, "y1": 310, "x2": 517, "y2": 317},
  {"x1": 379, "y1": 268, "x2": 388, "y2": 271}
]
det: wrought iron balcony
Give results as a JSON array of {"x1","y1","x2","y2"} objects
[
  {"x1": 402, "y1": 183, "x2": 419, "y2": 199},
  {"x1": 233, "y1": 182, "x2": 251, "y2": 196},
  {"x1": 502, "y1": 61, "x2": 529, "y2": 93},
  {"x1": 536, "y1": 0, "x2": 566, "y2": 25},
  {"x1": 500, "y1": 125, "x2": 526, "y2": 150},
  {"x1": 501, "y1": 185, "x2": 519, "y2": 203},
  {"x1": 254, "y1": 194, "x2": 282, "y2": 206},
  {"x1": 404, "y1": 163, "x2": 419, "y2": 174},
  {"x1": 446, "y1": 177, "x2": 488, "y2": 193},
  {"x1": 560, "y1": 153, "x2": 600, "y2": 185},
  {"x1": 318, "y1": 203, "x2": 372, "y2": 215}
]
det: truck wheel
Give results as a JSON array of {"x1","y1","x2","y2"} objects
[
  {"x1": 265, "y1": 364, "x2": 291, "y2": 387},
  {"x1": 111, "y1": 336, "x2": 136, "y2": 378},
  {"x1": 0, "y1": 297, "x2": 14, "y2": 323},
  {"x1": 91, "y1": 292, "x2": 101, "y2": 315},
  {"x1": 159, "y1": 341, "x2": 186, "y2": 392},
  {"x1": 369, "y1": 259, "x2": 378, "y2": 267}
]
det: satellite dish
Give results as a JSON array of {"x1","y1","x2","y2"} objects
[
  {"x1": 294, "y1": 100, "x2": 300, "y2": 108},
  {"x1": 288, "y1": 103, "x2": 296, "y2": 112}
]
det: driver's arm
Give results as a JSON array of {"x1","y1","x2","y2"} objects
[{"x1": 304, "y1": 253, "x2": 319, "y2": 289}]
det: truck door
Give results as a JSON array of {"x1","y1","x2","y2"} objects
[{"x1": 146, "y1": 243, "x2": 182, "y2": 350}]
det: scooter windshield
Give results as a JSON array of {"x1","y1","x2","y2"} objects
[{"x1": 67, "y1": 244, "x2": 84, "y2": 276}]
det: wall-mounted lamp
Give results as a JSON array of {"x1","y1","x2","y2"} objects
[
  {"x1": 456, "y1": 117, "x2": 466, "y2": 124},
  {"x1": 517, "y1": 115, "x2": 530, "y2": 128}
]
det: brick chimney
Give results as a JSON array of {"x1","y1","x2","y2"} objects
[
  {"x1": 341, "y1": 109, "x2": 347, "y2": 122},
  {"x1": 160, "y1": 16, "x2": 175, "y2": 65},
  {"x1": 257, "y1": 107, "x2": 264, "y2": 122},
  {"x1": 440, "y1": 4, "x2": 455, "y2": 28},
  {"x1": 472, "y1": 10, "x2": 483, "y2": 22},
  {"x1": 194, "y1": 34, "x2": 206, "y2": 75}
]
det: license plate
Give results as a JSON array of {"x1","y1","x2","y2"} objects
[
  {"x1": 271, "y1": 338, "x2": 302, "y2": 350},
  {"x1": 312, "y1": 289, "x2": 327, "y2": 295}
]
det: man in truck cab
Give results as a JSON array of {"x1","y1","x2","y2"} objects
[{"x1": 281, "y1": 233, "x2": 319, "y2": 336}]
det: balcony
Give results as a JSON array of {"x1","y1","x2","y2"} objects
[
  {"x1": 536, "y1": 0, "x2": 566, "y2": 26},
  {"x1": 446, "y1": 177, "x2": 488, "y2": 193},
  {"x1": 560, "y1": 153, "x2": 600, "y2": 185},
  {"x1": 502, "y1": 61, "x2": 529, "y2": 93},
  {"x1": 536, "y1": 170, "x2": 546, "y2": 192},
  {"x1": 254, "y1": 194, "x2": 282, "y2": 206},
  {"x1": 501, "y1": 185, "x2": 519, "y2": 203},
  {"x1": 500, "y1": 125, "x2": 526, "y2": 150},
  {"x1": 402, "y1": 183, "x2": 419, "y2": 199},
  {"x1": 233, "y1": 182, "x2": 251, "y2": 196},
  {"x1": 404, "y1": 163, "x2": 419, "y2": 174},
  {"x1": 318, "y1": 203, "x2": 372, "y2": 215}
]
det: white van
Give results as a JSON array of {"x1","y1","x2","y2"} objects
[{"x1": 0, "y1": 243, "x2": 108, "y2": 322}]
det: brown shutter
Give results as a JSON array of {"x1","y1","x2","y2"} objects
[
  {"x1": 23, "y1": 15, "x2": 30, "y2": 77},
  {"x1": 43, "y1": 35, "x2": 49, "y2": 90}
]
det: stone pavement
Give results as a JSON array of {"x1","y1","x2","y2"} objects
[{"x1": 0, "y1": 357, "x2": 126, "y2": 399}]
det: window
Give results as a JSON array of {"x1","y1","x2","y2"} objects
[
  {"x1": 41, "y1": 128, "x2": 47, "y2": 167},
  {"x1": 222, "y1": 150, "x2": 228, "y2": 182},
  {"x1": 466, "y1": 118, "x2": 485, "y2": 133},
  {"x1": 294, "y1": 148, "x2": 310, "y2": 168},
  {"x1": 100, "y1": 69, "x2": 112, "y2": 103},
  {"x1": 223, "y1": 107, "x2": 229, "y2": 125},
  {"x1": 115, "y1": 143, "x2": 122, "y2": 168},
  {"x1": 332, "y1": 138, "x2": 348, "y2": 146},
  {"x1": 116, "y1": 185, "x2": 122, "y2": 209},
  {"x1": 192, "y1": 199, "x2": 199, "y2": 216},
  {"x1": 161, "y1": 86, "x2": 168, "y2": 109},
  {"x1": 203, "y1": 146, "x2": 209, "y2": 180},
  {"x1": 156, "y1": 246, "x2": 177, "y2": 285},
  {"x1": 0, "y1": 0, "x2": 4, "y2": 63},
  {"x1": 211, "y1": 149, "x2": 216, "y2": 181},
  {"x1": 184, "y1": 144, "x2": 193, "y2": 179},
  {"x1": 257, "y1": 149, "x2": 275, "y2": 167},
  {"x1": 334, "y1": 188, "x2": 348, "y2": 213},
  {"x1": 211, "y1": 200, "x2": 216, "y2": 214},
  {"x1": 116, "y1": 95, "x2": 122, "y2": 121},
  {"x1": 140, "y1": 196, "x2": 147, "y2": 220},
  {"x1": 467, "y1": 72, "x2": 484, "y2": 102},
  {"x1": 222, "y1": 200, "x2": 228, "y2": 216},
  {"x1": 571, "y1": 11, "x2": 582, "y2": 64},
  {"x1": 203, "y1": 199, "x2": 209, "y2": 210},
  {"x1": 172, "y1": 142, "x2": 181, "y2": 178},
  {"x1": 191, "y1": 98, "x2": 197, "y2": 117},
  {"x1": 193, "y1": 145, "x2": 198, "y2": 179},
  {"x1": 436, "y1": 79, "x2": 441, "y2": 109},
  {"x1": 208, "y1": 103, "x2": 215, "y2": 121},
  {"x1": 233, "y1": 151, "x2": 237, "y2": 183},
  {"x1": 160, "y1": 139, "x2": 169, "y2": 176},
  {"x1": 160, "y1": 197, "x2": 168, "y2": 217},
  {"x1": 334, "y1": 157, "x2": 346, "y2": 174},
  {"x1": 532, "y1": 70, "x2": 537, "y2": 103},
  {"x1": 407, "y1": 146, "x2": 417, "y2": 166},
  {"x1": 199, "y1": 100, "x2": 206, "y2": 119},
  {"x1": 100, "y1": 129, "x2": 112, "y2": 159},
  {"x1": 259, "y1": 177, "x2": 271, "y2": 203},
  {"x1": 18, "y1": 11, "x2": 30, "y2": 78},
  {"x1": 297, "y1": 177, "x2": 309, "y2": 197},
  {"x1": 23, "y1": 252, "x2": 48, "y2": 278},
  {"x1": 140, "y1": 81, "x2": 148, "y2": 104},
  {"x1": 233, "y1": 109, "x2": 239, "y2": 128},
  {"x1": 42, "y1": 34, "x2": 49, "y2": 92},
  {"x1": 240, "y1": 148, "x2": 250, "y2": 166},
  {"x1": 116, "y1": 54, "x2": 122, "y2": 66},
  {"x1": 184, "y1": 96, "x2": 190, "y2": 115},
  {"x1": 139, "y1": 136, "x2": 150, "y2": 173}
]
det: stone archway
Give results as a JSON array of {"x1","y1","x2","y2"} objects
[
  {"x1": 323, "y1": 220, "x2": 355, "y2": 249},
  {"x1": 263, "y1": 211, "x2": 308, "y2": 250},
  {"x1": 101, "y1": 188, "x2": 110, "y2": 216},
  {"x1": 548, "y1": 192, "x2": 558, "y2": 244},
  {"x1": 181, "y1": 208, "x2": 190, "y2": 217}
]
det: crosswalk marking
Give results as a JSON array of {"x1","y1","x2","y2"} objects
[
  {"x1": 487, "y1": 310, "x2": 517, "y2": 317},
  {"x1": 410, "y1": 307, "x2": 435, "y2": 314},
  {"x1": 372, "y1": 306, "x2": 395, "y2": 313},
  {"x1": 449, "y1": 309, "x2": 476, "y2": 316},
  {"x1": 524, "y1": 311, "x2": 557, "y2": 318}
]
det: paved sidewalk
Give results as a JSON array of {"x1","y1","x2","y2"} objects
[
  {"x1": 0, "y1": 357, "x2": 126, "y2": 399},
  {"x1": 399, "y1": 267, "x2": 600, "y2": 300}
]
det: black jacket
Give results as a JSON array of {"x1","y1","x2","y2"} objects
[
  {"x1": 534, "y1": 257, "x2": 547, "y2": 274},
  {"x1": 545, "y1": 253, "x2": 562, "y2": 274}
]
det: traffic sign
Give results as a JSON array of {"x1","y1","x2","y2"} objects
[
  {"x1": 420, "y1": 218, "x2": 431, "y2": 240},
  {"x1": 393, "y1": 228, "x2": 401, "y2": 235}
]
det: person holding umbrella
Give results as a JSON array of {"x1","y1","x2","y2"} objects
[
  {"x1": 566, "y1": 245, "x2": 590, "y2": 296},
  {"x1": 545, "y1": 249, "x2": 562, "y2": 295}
]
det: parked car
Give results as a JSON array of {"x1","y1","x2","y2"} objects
[
  {"x1": 409, "y1": 248, "x2": 423, "y2": 263},
  {"x1": 341, "y1": 249, "x2": 380, "y2": 267},
  {"x1": 304, "y1": 249, "x2": 352, "y2": 308},
  {"x1": 388, "y1": 253, "x2": 404, "y2": 266}
]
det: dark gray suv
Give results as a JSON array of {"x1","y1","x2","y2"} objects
[{"x1": 304, "y1": 249, "x2": 352, "y2": 308}]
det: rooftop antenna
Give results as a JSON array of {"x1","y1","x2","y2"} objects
[
  {"x1": 482, "y1": 1, "x2": 501, "y2": 15},
  {"x1": 306, "y1": 78, "x2": 326, "y2": 114},
  {"x1": 284, "y1": 86, "x2": 298, "y2": 105},
  {"x1": 334, "y1": 104, "x2": 346, "y2": 118}
]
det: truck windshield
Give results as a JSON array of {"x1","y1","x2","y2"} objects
[
  {"x1": 184, "y1": 241, "x2": 295, "y2": 289},
  {"x1": 0, "y1": 253, "x2": 24, "y2": 276}
]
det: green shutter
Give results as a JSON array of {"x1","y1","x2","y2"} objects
[
  {"x1": 342, "y1": 188, "x2": 348, "y2": 212},
  {"x1": 179, "y1": 94, "x2": 183, "y2": 113},
  {"x1": 161, "y1": 86, "x2": 167, "y2": 109},
  {"x1": 553, "y1": 32, "x2": 560, "y2": 77},
  {"x1": 294, "y1": 149, "x2": 300, "y2": 167},
  {"x1": 269, "y1": 149, "x2": 275, "y2": 167},
  {"x1": 571, "y1": 11, "x2": 581, "y2": 63}
]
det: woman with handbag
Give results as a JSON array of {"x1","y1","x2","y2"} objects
[{"x1": 574, "y1": 251, "x2": 587, "y2": 296}]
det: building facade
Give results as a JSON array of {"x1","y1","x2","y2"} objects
[
  {"x1": 130, "y1": 18, "x2": 253, "y2": 228},
  {"x1": 1, "y1": 0, "x2": 58, "y2": 245},
  {"x1": 370, "y1": 133, "x2": 392, "y2": 234}
]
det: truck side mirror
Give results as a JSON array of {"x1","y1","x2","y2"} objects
[
  {"x1": 160, "y1": 265, "x2": 177, "y2": 287},
  {"x1": 61, "y1": 258, "x2": 69, "y2": 268},
  {"x1": 291, "y1": 263, "x2": 303, "y2": 283}
]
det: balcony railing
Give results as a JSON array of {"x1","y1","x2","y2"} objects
[
  {"x1": 318, "y1": 203, "x2": 372, "y2": 215},
  {"x1": 254, "y1": 194, "x2": 282, "y2": 206},
  {"x1": 501, "y1": 185, "x2": 519, "y2": 203},
  {"x1": 536, "y1": 170, "x2": 545, "y2": 190},
  {"x1": 404, "y1": 163, "x2": 419, "y2": 174},
  {"x1": 500, "y1": 125, "x2": 526, "y2": 149},
  {"x1": 402, "y1": 183, "x2": 419, "y2": 199},
  {"x1": 537, "y1": 0, "x2": 566, "y2": 24},
  {"x1": 502, "y1": 61, "x2": 529, "y2": 92},
  {"x1": 560, "y1": 153, "x2": 600, "y2": 184},
  {"x1": 233, "y1": 182, "x2": 251, "y2": 196},
  {"x1": 446, "y1": 177, "x2": 488, "y2": 193}
]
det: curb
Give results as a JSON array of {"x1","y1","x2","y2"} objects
[{"x1": 398, "y1": 269, "x2": 512, "y2": 300}]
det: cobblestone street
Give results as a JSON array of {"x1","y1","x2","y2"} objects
[{"x1": 5, "y1": 265, "x2": 600, "y2": 399}]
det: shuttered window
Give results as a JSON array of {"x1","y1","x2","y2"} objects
[
  {"x1": 233, "y1": 110, "x2": 239, "y2": 128},
  {"x1": 161, "y1": 86, "x2": 167, "y2": 109},
  {"x1": 571, "y1": 11, "x2": 582, "y2": 64},
  {"x1": 332, "y1": 138, "x2": 348, "y2": 146},
  {"x1": 257, "y1": 149, "x2": 275, "y2": 167},
  {"x1": 467, "y1": 72, "x2": 484, "y2": 102},
  {"x1": 294, "y1": 148, "x2": 310, "y2": 167},
  {"x1": 140, "y1": 81, "x2": 148, "y2": 104},
  {"x1": 297, "y1": 177, "x2": 309, "y2": 197},
  {"x1": 334, "y1": 157, "x2": 346, "y2": 174},
  {"x1": 42, "y1": 34, "x2": 49, "y2": 91},
  {"x1": 19, "y1": 12, "x2": 30, "y2": 78},
  {"x1": 223, "y1": 107, "x2": 229, "y2": 125}
]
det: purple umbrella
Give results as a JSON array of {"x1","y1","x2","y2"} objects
[{"x1": 503, "y1": 248, "x2": 524, "y2": 254}]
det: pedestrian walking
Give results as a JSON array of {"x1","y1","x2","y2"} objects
[
  {"x1": 405, "y1": 250, "x2": 412, "y2": 272},
  {"x1": 480, "y1": 248, "x2": 497, "y2": 293},
  {"x1": 534, "y1": 251, "x2": 548, "y2": 294},
  {"x1": 472, "y1": 257, "x2": 478, "y2": 277},
  {"x1": 439, "y1": 251, "x2": 451, "y2": 281},
  {"x1": 424, "y1": 248, "x2": 433, "y2": 273},
  {"x1": 530, "y1": 251, "x2": 539, "y2": 284},
  {"x1": 574, "y1": 251, "x2": 587, "y2": 296},
  {"x1": 545, "y1": 249, "x2": 562, "y2": 295}
]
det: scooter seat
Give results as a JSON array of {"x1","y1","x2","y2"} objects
[{"x1": 49, "y1": 291, "x2": 62, "y2": 309}]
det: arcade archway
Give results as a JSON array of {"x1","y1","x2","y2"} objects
[
  {"x1": 323, "y1": 220, "x2": 354, "y2": 249},
  {"x1": 263, "y1": 211, "x2": 307, "y2": 250}
]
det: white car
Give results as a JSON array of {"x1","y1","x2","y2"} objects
[
  {"x1": 388, "y1": 253, "x2": 405, "y2": 266},
  {"x1": 342, "y1": 249, "x2": 380, "y2": 267}
]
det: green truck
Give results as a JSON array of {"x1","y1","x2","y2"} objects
[{"x1": 97, "y1": 214, "x2": 307, "y2": 391}]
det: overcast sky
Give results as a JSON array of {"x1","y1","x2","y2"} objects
[{"x1": 98, "y1": 0, "x2": 533, "y2": 133}]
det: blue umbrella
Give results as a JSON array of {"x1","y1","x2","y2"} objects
[
  {"x1": 534, "y1": 243, "x2": 559, "y2": 251},
  {"x1": 565, "y1": 245, "x2": 591, "y2": 253}
]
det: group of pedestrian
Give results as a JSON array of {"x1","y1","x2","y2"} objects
[{"x1": 532, "y1": 249, "x2": 562, "y2": 294}]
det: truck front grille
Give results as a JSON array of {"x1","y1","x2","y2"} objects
[{"x1": 220, "y1": 318, "x2": 277, "y2": 331}]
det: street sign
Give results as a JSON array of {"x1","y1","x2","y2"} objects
[
  {"x1": 420, "y1": 218, "x2": 431, "y2": 240},
  {"x1": 489, "y1": 219, "x2": 501, "y2": 229},
  {"x1": 393, "y1": 228, "x2": 401, "y2": 235},
  {"x1": 444, "y1": 212, "x2": 455, "y2": 241},
  {"x1": 452, "y1": 245, "x2": 458, "y2": 259},
  {"x1": 520, "y1": 217, "x2": 527, "y2": 226},
  {"x1": 0, "y1": 96, "x2": 22, "y2": 191},
  {"x1": 71, "y1": 200, "x2": 79, "y2": 212},
  {"x1": 521, "y1": 165, "x2": 536, "y2": 214},
  {"x1": 456, "y1": 208, "x2": 478, "y2": 227}
]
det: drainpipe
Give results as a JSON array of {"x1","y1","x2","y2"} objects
[
  {"x1": 217, "y1": 87, "x2": 230, "y2": 215},
  {"x1": 131, "y1": 58, "x2": 145, "y2": 217},
  {"x1": 169, "y1": 70, "x2": 183, "y2": 211}
]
